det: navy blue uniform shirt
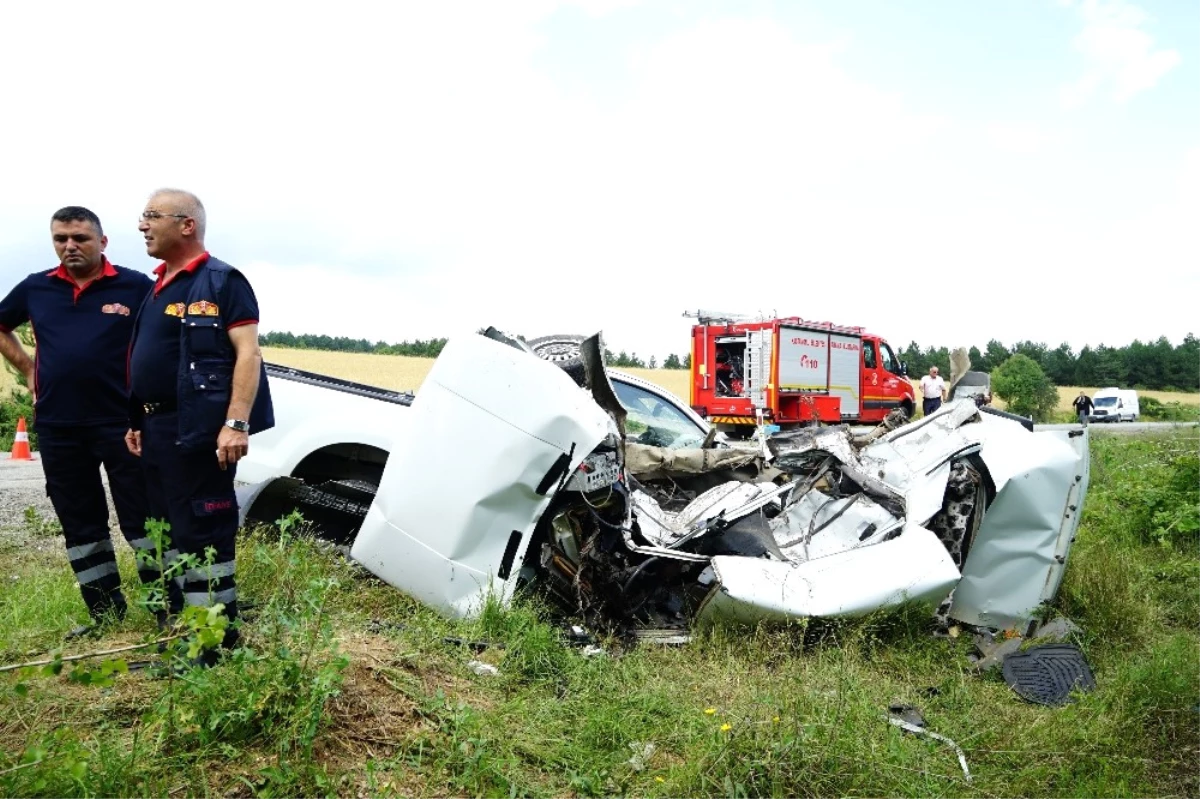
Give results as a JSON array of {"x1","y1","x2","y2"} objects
[
  {"x1": 129, "y1": 253, "x2": 259, "y2": 404},
  {"x1": 0, "y1": 259, "x2": 152, "y2": 427}
]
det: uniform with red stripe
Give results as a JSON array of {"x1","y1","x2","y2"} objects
[
  {"x1": 126, "y1": 189, "x2": 274, "y2": 666},
  {"x1": 0, "y1": 206, "x2": 178, "y2": 634}
]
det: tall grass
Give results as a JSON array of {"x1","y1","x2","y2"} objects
[{"x1": 0, "y1": 430, "x2": 1196, "y2": 797}]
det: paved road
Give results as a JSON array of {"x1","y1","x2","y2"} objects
[
  {"x1": 1034, "y1": 421, "x2": 1198, "y2": 433},
  {"x1": 0, "y1": 458, "x2": 55, "y2": 547},
  {"x1": 0, "y1": 456, "x2": 47, "y2": 485}
]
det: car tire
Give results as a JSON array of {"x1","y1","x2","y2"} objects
[{"x1": 528, "y1": 334, "x2": 588, "y2": 383}]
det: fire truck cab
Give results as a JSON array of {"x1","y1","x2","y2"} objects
[{"x1": 688, "y1": 311, "x2": 914, "y2": 432}]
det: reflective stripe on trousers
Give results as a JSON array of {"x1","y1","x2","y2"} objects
[{"x1": 182, "y1": 560, "x2": 237, "y2": 607}]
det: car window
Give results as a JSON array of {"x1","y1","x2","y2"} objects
[
  {"x1": 863, "y1": 342, "x2": 877, "y2": 369},
  {"x1": 611, "y1": 378, "x2": 707, "y2": 449},
  {"x1": 881, "y1": 344, "x2": 899, "y2": 374}
]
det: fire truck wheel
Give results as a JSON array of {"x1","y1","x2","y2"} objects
[{"x1": 529, "y1": 334, "x2": 587, "y2": 383}]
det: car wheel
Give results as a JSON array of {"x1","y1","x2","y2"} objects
[{"x1": 528, "y1": 334, "x2": 587, "y2": 383}]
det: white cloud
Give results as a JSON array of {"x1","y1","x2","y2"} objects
[
  {"x1": 1179, "y1": 146, "x2": 1200, "y2": 207},
  {"x1": 565, "y1": 0, "x2": 642, "y2": 16},
  {"x1": 0, "y1": 2, "x2": 1193, "y2": 362},
  {"x1": 1061, "y1": 0, "x2": 1182, "y2": 107},
  {"x1": 985, "y1": 123, "x2": 1063, "y2": 155}
]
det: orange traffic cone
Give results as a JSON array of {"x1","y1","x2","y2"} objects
[{"x1": 9, "y1": 417, "x2": 33, "y2": 460}]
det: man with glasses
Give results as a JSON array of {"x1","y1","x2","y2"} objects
[
  {"x1": 126, "y1": 189, "x2": 274, "y2": 666},
  {"x1": 0, "y1": 206, "x2": 179, "y2": 638}
]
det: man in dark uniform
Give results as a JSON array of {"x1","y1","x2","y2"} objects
[
  {"x1": 125, "y1": 188, "x2": 273, "y2": 664},
  {"x1": 0, "y1": 206, "x2": 179, "y2": 637}
]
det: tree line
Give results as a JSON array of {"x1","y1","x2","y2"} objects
[
  {"x1": 257, "y1": 330, "x2": 1197, "y2": 391},
  {"x1": 604, "y1": 351, "x2": 691, "y2": 369},
  {"x1": 259, "y1": 331, "x2": 448, "y2": 358},
  {"x1": 258, "y1": 331, "x2": 696, "y2": 370},
  {"x1": 898, "y1": 335, "x2": 1198, "y2": 392}
]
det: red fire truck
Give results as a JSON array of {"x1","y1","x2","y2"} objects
[{"x1": 687, "y1": 311, "x2": 915, "y2": 432}]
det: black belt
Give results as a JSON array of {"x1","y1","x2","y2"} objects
[{"x1": 142, "y1": 401, "x2": 177, "y2": 416}]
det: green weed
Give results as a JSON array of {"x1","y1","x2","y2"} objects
[
  {"x1": 0, "y1": 430, "x2": 1196, "y2": 797},
  {"x1": 22, "y1": 506, "x2": 61, "y2": 538}
]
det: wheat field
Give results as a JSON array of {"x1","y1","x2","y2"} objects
[
  {"x1": 1, "y1": 346, "x2": 1195, "y2": 413},
  {"x1": 260, "y1": 347, "x2": 696, "y2": 397},
  {"x1": 259, "y1": 349, "x2": 1199, "y2": 413}
]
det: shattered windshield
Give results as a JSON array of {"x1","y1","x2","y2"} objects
[
  {"x1": 1093, "y1": 397, "x2": 1117, "y2": 407},
  {"x1": 611, "y1": 378, "x2": 707, "y2": 449}
]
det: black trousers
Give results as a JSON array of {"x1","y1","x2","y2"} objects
[
  {"x1": 140, "y1": 412, "x2": 240, "y2": 647},
  {"x1": 922, "y1": 397, "x2": 943, "y2": 416},
  {"x1": 36, "y1": 422, "x2": 176, "y2": 620}
]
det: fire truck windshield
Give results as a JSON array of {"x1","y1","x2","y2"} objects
[{"x1": 881, "y1": 343, "x2": 900, "y2": 374}]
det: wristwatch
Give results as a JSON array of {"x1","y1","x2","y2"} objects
[{"x1": 225, "y1": 418, "x2": 250, "y2": 433}]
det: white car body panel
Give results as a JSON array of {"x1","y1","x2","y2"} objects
[
  {"x1": 949, "y1": 427, "x2": 1089, "y2": 628},
  {"x1": 348, "y1": 334, "x2": 615, "y2": 617},
  {"x1": 235, "y1": 371, "x2": 406, "y2": 487},
  {"x1": 696, "y1": 524, "x2": 961, "y2": 624},
  {"x1": 772, "y1": 489, "x2": 902, "y2": 562}
]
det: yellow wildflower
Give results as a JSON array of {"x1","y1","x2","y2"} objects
[
  {"x1": 720, "y1": 723, "x2": 732, "y2": 732},
  {"x1": 704, "y1": 707, "x2": 717, "y2": 715}
]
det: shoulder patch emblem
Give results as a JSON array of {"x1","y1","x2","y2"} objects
[
  {"x1": 187, "y1": 300, "x2": 220, "y2": 317},
  {"x1": 101, "y1": 303, "x2": 131, "y2": 316},
  {"x1": 164, "y1": 302, "x2": 186, "y2": 317}
]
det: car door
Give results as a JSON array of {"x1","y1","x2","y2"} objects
[{"x1": 350, "y1": 334, "x2": 616, "y2": 618}]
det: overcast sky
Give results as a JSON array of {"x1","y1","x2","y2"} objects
[{"x1": 1, "y1": 0, "x2": 1195, "y2": 362}]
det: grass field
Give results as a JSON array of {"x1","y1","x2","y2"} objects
[{"x1": 1, "y1": 428, "x2": 1196, "y2": 797}]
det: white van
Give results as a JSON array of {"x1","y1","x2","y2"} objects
[{"x1": 1089, "y1": 387, "x2": 1139, "y2": 423}]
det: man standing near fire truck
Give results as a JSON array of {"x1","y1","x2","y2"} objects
[{"x1": 920, "y1": 365, "x2": 947, "y2": 416}]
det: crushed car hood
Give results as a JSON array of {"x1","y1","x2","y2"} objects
[{"x1": 688, "y1": 403, "x2": 1089, "y2": 631}]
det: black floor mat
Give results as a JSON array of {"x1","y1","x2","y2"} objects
[{"x1": 1002, "y1": 643, "x2": 1096, "y2": 706}]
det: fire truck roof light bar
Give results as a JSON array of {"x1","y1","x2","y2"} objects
[
  {"x1": 685, "y1": 310, "x2": 865, "y2": 335},
  {"x1": 683, "y1": 309, "x2": 779, "y2": 324}
]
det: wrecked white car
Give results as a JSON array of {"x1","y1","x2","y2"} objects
[
  {"x1": 236, "y1": 338, "x2": 717, "y2": 543},
  {"x1": 344, "y1": 330, "x2": 1089, "y2": 637}
]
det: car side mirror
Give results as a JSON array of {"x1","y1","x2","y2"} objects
[{"x1": 899, "y1": 361, "x2": 908, "y2": 376}]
